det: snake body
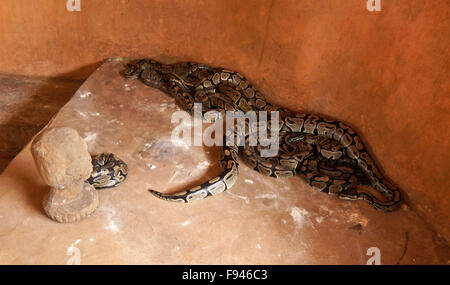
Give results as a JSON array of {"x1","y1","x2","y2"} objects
[
  {"x1": 87, "y1": 153, "x2": 128, "y2": 189},
  {"x1": 125, "y1": 59, "x2": 402, "y2": 211}
]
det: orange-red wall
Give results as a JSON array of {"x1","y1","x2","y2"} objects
[{"x1": 0, "y1": 0, "x2": 449, "y2": 237}]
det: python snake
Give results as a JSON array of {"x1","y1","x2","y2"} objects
[
  {"x1": 87, "y1": 153, "x2": 128, "y2": 189},
  {"x1": 124, "y1": 59, "x2": 402, "y2": 211}
]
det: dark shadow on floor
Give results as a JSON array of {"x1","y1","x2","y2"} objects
[{"x1": 0, "y1": 62, "x2": 104, "y2": 173}]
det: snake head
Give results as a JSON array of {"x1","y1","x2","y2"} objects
[
  {"x1": 123, "y1": 59, "x2": 173, "y2": 92},
  {"x1": 123, "y1": 63, "x2": 141, "y2": 80},
  {"x1": 123, "y1": 59, "x2": 160, "y2": 79},
  {"x1": 140, "y1": 68, "x2": 172, "y2": 93}
]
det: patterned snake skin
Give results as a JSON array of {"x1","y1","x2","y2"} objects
[
  {"x1": 124, "y1": 59, "x2": 402, "y2": 211},
  {"x1": 87, "y1": 153, "x2": 128, "y2": 189}
]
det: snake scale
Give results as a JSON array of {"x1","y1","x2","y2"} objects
[
  {"x1": 124, "y1": 59, "x2": 402, "y2": 211},
  {"x1": 87, "y1": 153, "x2": 128, "y2": 189}
]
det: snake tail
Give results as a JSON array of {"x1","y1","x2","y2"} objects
[{"x1": 148, "y1": 144, "x2": 239, "y2": 203}]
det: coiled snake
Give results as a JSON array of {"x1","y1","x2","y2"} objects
[
  {"x1": 87, "y1": 153, "x2": 128, "y2": 189},
  {"x1": 124, "y1": 59, "x2": 402, "y2": 211}
]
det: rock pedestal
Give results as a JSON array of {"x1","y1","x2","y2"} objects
[{"x1": 31, "y1": 127, "x2": 98, "y2": 223}]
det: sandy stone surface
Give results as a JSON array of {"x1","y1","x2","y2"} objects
[{"x1": 32, "y1": 127, "x2": 93, "y2": 188}]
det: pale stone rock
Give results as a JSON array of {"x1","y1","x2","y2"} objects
[{"x1": 31, "y1": 127, "x2": 98, "y2": 223}]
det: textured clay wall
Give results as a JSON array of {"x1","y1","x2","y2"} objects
[{"x1": 0, "y1": 1, "x2": 449, "y2": 238}]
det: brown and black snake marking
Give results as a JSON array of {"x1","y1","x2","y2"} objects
[
  {"x1": 87, "y1": 153, "x2": 128, "y2": 189},
  {"x1": 124, "y1": 59, "x2": 402, "y2": 211},
  {"x1": 149, "y1": 141, "x2": 239, "y2": 202}
]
